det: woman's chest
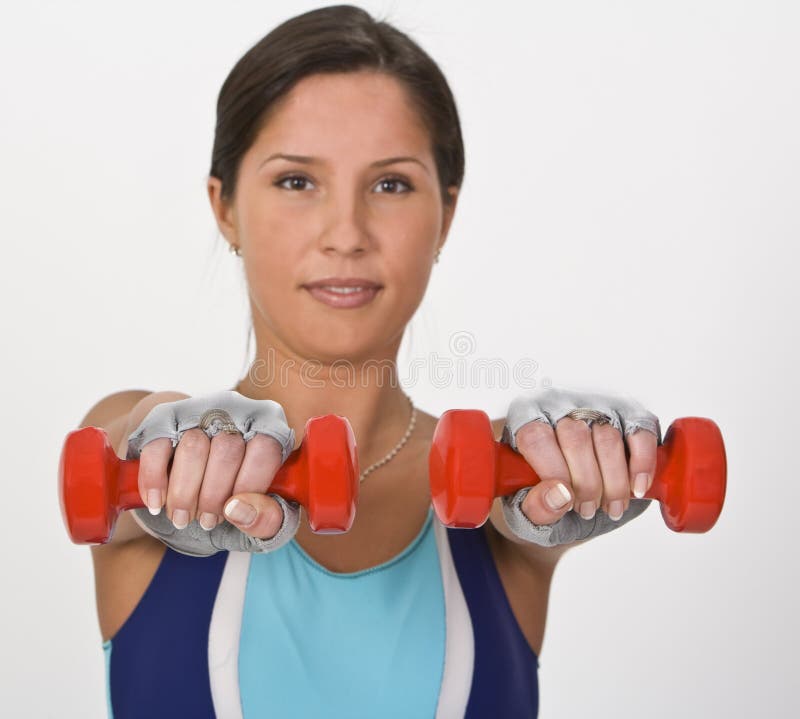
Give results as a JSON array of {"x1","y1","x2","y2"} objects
[
  {"x1": 292, "y1": 490, "x2": 549, "y2": 658},
  {"x1": 236, "y1": 512, "x2": 446, "y2": 716}
]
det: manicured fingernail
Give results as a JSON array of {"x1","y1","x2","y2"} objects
[
  {"x1": 608, "y1": 500, "x2": 624, "y2": 521},
  {"x1": 146, "y1": 489, "x2": 162, "y2": 515},
  {"x1": 633, "y1": 473, "x2": 649, "y2": 499},
  {"x1": 579, "y1": 501, "x2": 596, "y2": 520},
  {"x1": 545, "y1": 483, "x2": 572, "y2": 510},
  {"x1": 199, "y1": 512, "x2": 218, "y2": 531},
  {"x1": 225, "y1": 498, "x2": 256, "y2": 526},
  {"x1": 172, "y1": 509, "x2": 189, "y2": 530}
]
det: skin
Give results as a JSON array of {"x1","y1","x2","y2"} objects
[{"x1": 84, "y1": 69, "x2": 659, "y2": 652}]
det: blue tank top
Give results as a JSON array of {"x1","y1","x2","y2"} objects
[{"x1": 102, "y1": 507, "x2": 540, "y2": 717}]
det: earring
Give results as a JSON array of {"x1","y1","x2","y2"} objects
[
  {"x1": 434, "y1": 248, "x2": 441, "y2": 264},
  {"x1": 229, "y1": 244, "x2": 241, "y2": 256}
]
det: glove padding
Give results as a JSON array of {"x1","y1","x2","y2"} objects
[
  {"x1": 126, "y1": 390, "x2": 298, "y2": 556},
  {"x1": 501, "y1": 487, "x2": 652, "y2": 548},
  {"x1": 500, "y1": 386, "x2": 661, "y2": 547},
  {"x1": 502, "y1": 386, "x2": 662, "y2": 451},
  {"x1": 126, "y1": 389, "x2": 295, "y2": 463},
  {"x1": 130, "y1": 496, "x2": 300, "y2": 557}
]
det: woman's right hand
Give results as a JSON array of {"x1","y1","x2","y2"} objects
[{"x1": 127, "y1": 390, "x2": 297, "y2": 541}]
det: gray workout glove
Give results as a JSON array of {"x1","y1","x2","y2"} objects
[
  {"x1": 125, "y1": 390, "x2": 300, "y2": 557},
  {"x1": 500, "y1": 387, "x2": 662, "y2": 548}
]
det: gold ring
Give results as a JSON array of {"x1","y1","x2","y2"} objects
[
  {"x1": 199, "y1": 408, "x2": 241, "y2": 435},
  {"x1": 566, "y1": 408, "x2": 611, "y2": 425}
]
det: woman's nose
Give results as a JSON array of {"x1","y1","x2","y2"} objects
[{"x1": 319, "y1": 202, "x2": 370, "y2": 256}]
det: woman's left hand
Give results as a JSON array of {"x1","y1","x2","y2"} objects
[{"x1": 500, "y1": 387, "x2": 662, "y2": 546}]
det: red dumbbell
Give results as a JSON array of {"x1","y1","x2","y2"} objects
[
  {"x1": 59, "y1": 414, "x2": 359, "y2": 544},
  {"x1": 429, "y1": 409, "x2": 726, "y2": 533}
]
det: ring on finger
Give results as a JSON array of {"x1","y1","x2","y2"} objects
[{"x1": 565, "y1": 407, "x2": 612, "y2": 428}]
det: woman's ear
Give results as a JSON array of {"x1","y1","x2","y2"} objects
[
  {"x1": 207, "y1": 176, "x2": 239, "y2": 244},
  {"x1": 439, "y1": 185, "x2": 459, "y2": 245}
]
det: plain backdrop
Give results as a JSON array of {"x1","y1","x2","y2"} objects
[{"x1": 1, "y1": 0, "x2": 797, "y2": 716}]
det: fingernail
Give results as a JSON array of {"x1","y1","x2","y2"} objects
[
  {"x1": 633, "y1": 473, "x2": 649, "y2": 499},
  {"x1": 172, "y1": 508, "x2": 189, "y2": 530},
  {"x1": 225, "y1": 498, "x2": 256, "y2": 526},
  {"x1": 608, "y1": 500, "x2": 624, "y2": 521},
  {"x1": 545, "y1": 483, "x2": 572, "y2": 510},
  {"x1": 146, "y1": 489, "x2": 162, "y2": 515},
  {"x1": 199, "y1": 512, "x2": 218, "y2": 531},
  {"x1": 579, "y1": 501, "x2": 596, "y2": 520}
]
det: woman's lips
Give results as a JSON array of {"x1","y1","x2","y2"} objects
[{"x1": 303, "y1": 285, "x2": 381, "y2": 308}]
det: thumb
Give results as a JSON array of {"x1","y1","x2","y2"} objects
[
  {"x1": 223, "y1": 492, "x2": 285, "y2": 540},
  {"x1": 519, "y1": 480, "x2": 574, "y2": 526}
]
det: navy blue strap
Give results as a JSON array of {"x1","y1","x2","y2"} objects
[
  {"x1": 446, "y1": 525, "x2": 540, "y2": 718},
  {"x1": 108, "y1": 548, "x2": 228, "y2": 718}
]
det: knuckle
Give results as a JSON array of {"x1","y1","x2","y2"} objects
[
  {"x1": 555, "y1": 418, "x2": 590, "y2": 445},
  {"x1": 628, "y1": 447, "x2": 656, "y2": 473},
  {"x1": 167, "y1": 485, "x2": 198, "y2": 510},
  {"x1": 593, "y1": 425, "x2": 622, "y2": 449},
  {"x1": 178, "y1": 429, "x2": 209, "y2": 453},
  {"x1": 606, "y1": 482, "x2": 630, "y2": 502},
  {"x1": 515, "y1": 421, "x2": 551, "y2": 450},
  {"x1": 571, "y1": 474, "x2": 602, "y2": 500},
  {"x1": 210, "y1": 434, "x2": 246, "y2": 463},
  {"x1": 196, "y1": 491, "x2": 228, "y2": 515},
  {"x1": 245, "y1": 434, "x2": 284, "y2": 463},
  {"x1": 138, "y1": 461, "x2": 165, "y2": 488}
]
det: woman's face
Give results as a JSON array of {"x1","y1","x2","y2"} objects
[{"x1": 208, "y1": 70, "x2": 458, "y2": 365}]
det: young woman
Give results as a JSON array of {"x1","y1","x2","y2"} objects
[{"x1": 79, "y1": 6, "x2": 659, "y2": 718}]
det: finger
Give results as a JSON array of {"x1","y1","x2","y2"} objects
[
  {"x1": 625, "y1": 428, "x2": 658, "y2": 499},
  {"x1": 196, "y1": 432, "x2": 246, "y2": 531},
  {"x1": 223, "y1": 492, "x2": 285, "y2": 540},
  {"x1": 228, "y1": 434, "x2": 284, "y2": 497},
  {"x1": 554, "y1": 417, "x2": 604, "y2": 519},
  {"x1": 519, "y1": 479, "x2": 574, "y2": 526},
  {"x1": 513, "y1": 420, "x2": 575, "y2": 525},
  {"x1": 591, "y1": 423, "x2": 631, "y2": 521},
  {"x1": 218, "y1": 434, "x2": 284, "y2": 531},
  {"x1": 137, "y1": 438, "x2": 173, "y2": 515},
  {"x1": 166, "y1": 428, "x2": 210, "y2": 529}
]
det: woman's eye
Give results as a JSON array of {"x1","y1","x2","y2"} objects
[
  {"x1": 275, "y1": 175, "x2": 315, "y2": 191},
  {"x1": 375, "y1": 176, "x2": 412, "y2": 194}
]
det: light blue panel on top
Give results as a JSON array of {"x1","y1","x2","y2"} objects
[{"x1": 238, "y1": 507, "x2": 445, "y2": 718}]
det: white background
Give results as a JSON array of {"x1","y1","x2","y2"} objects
[{"x1": 1, "y1": 0, "x2": 797, "y2": 716}]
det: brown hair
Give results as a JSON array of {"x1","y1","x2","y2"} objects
[{"x1": 209, "y1": 4, "x2": 465, "y2": 209}]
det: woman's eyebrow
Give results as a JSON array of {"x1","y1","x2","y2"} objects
[{"x1": 259, "y1": 153, "x2": 429, "y2": 175}]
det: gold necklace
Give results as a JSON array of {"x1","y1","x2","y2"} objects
[{"x1": 359, "y1": 392, "x2": 417, "y2": 483}]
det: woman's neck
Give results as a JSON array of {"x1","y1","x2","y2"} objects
[{"x1": 232, "y1": 349, "x2": 415, "y2": 474}]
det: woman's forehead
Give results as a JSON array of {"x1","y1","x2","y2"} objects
[{"x1": 249, "y1": 72, "x2": 432, "y2": 159}]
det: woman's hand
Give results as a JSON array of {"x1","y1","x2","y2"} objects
[
  {"x1": 140, "y1": 425, "x2": 286, "y2": 537},
  {"x1": 500, "y1": 387, "x2": 662, "y2": 547},
  {"x1": 123, "y1": 390, "x2": 299, "y2": 555}
]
